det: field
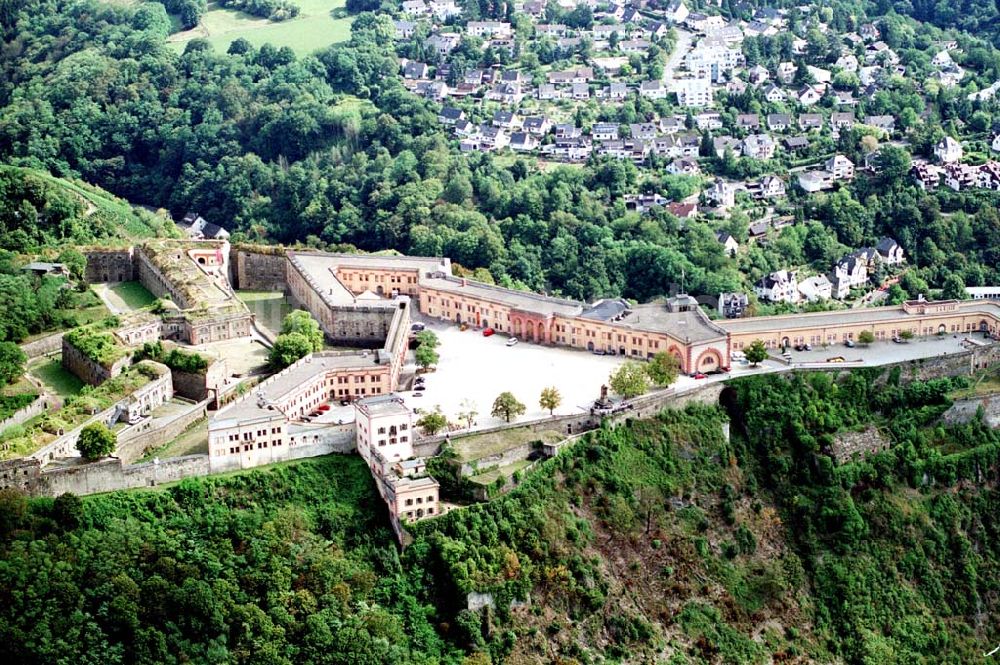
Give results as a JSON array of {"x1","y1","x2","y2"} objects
[
  {"x1": 138, "y1": 419, "x2": 209, "y2": 462},
  {"x1": 450, "y1": 427, "x2": 563, "y2": 463},
  {"x1": 28, "y1": 357, "x2": 84, "y2": 399},
  {"x1": 167, "y1": 0, "x2": 353, "y2": 56}
]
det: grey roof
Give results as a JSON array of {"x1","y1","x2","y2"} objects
[{"x1": 580, "y1": 298, "x2": 631, "y2": 321}]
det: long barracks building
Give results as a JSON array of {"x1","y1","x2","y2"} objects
[{"x1": 210, "y1": 248, "x2": 1000, "y2": 472}]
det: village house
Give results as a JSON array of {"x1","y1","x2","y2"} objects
[
  {"x1": 830, "y1": 256, "x2": 869, "y2": 299},
  {"x1": 742, "y1": 133, "x2": 776, "y2": 160},
  {"x1": 674, "y1": 77, "x2": 712, "y2": 106},
  {"x1": 718, "y1": 292, "x2": 749, "y2": 318},
  {"x1": 798, "y1": 275, "x2": 833, "y2": 302},
  {"x1": 755, "y1": 270, "x2": 799, "y2": 303},
  {"x1": 798, "y1": 170, "x2": 834, "y2": 193},
  {"x1": 935, "y1": 136, "x2": 963, "y2": 163},
  {"x1": 639, "y1": 80, "x2": 668, "y2": 99},
  {"x1": 826, "y1": 154, "x2": 856, "y2": 180}
]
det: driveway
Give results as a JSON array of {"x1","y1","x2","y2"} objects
[{"x1": 663, "y1": 27, "x2": 694, "y2": 83}]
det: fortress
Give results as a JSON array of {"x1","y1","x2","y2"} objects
[{"x1": 211, "y1": 245, "x2": 1000, "y2": 475}]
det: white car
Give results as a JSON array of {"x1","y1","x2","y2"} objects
[{"x1": 506, "y1": 337, "x2": 518, "y2": 347}]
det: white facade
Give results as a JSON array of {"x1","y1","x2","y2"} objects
[
  {"x1": 355, "y1": 396, "x2": 415, "y2": 471},
  {"x1": 935, "y1": 136, "x2": 963, "y2": 163},
  {"x1": 674, "y1": 77, "x2": 713, "y2": 107}
]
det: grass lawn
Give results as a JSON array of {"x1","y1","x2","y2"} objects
[
  {"x1": 237, "y1": 290, "x2": 293, "y2": 335},
  {"x1": 450, "y1": 427, "x2": 563, "y2": 463},
  {"x1": 167, "y1": 0, "x2": 353, "y2": 56},
  {"x1": 951, "y1": 367, "x2": 1000, "y2": 400},
  {"x1": 138, "y1": 419, "x2": 209, "y2": 462},
  {"x1": 109, "y1": 281, "x2": 157, "y2": 310},
  {"x1": 469, "y1": 459, "x2": 532, "y2": 486},
  {"x1": 28, "y1": 357, "x2": 85, "y2": 399}
]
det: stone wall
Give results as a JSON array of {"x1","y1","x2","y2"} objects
[
  {"x1": 21, "y1": 332, "x2": 65, "y2": 359},
  {"x1": 830, "y1": 426, "x2": 890, "y2": 462},
  {"x1": 871, "y1": 344, "x2": 1000, "y2": 384},
  {"x1": 61, "y1": 337, "x2": 130, "y2": 386},
  {"x1": 0, "y1": 395, "x2": 48, "y2": 433},
  {"x1": 208, "y1": 423, "x2": 355, "y2": 473},
  {"x1": 134, "y1": 246, "x2": 191, "y2": 308},
  {"x1": 115, "y1": 399, "x2": 209, "y2": 464},
  {"x1": 941, "y1": 393, "x2": 1000, "y2": 428},
  {"x1": 232, "y1": 247, "x2": 288, "y2": 291},
  {"x1": 84, "y1": 248, "x2": 135, "y2": 284},
  {"x1": 0, "y1": 453, "x2": 211, "y2": 497},
  {"x1": 30, "y1": 404, "x2": 121, "y2": 463}
]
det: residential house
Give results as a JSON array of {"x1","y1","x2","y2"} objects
[
  {"x1": 776, "y1": 61, "x2": 797, "y2": 84},
  {"x1": 592, "y1": 122, "x2": 620, "y2": 141},
  {"x1": 943, "y1": 161, "x2": 980, "y2": 190},
  {"x1": 571, "y1": 82, "x2": 590, "y2": 99},
  {"x1": 620, "y1": 39, "x2": 651, "y2": 54},
  {"x1": 467, "y1": 21, "x2": 512, "y2": 38},
  {"x1": 755, "y1": 270, "x2": 799, "y2": 303},
  {"x1": 537, "y1": 84, "x2": 560, "y2": 100},
  {"x1": 666, "y1": 202, "x2": 698, "y2": 220},
  {"x1": 695, "y1": 111, "x2": 723, "y2": 130},
  {"x1": 667, "y1": 157, "x2": 700, "y2": 175},
  {"x1": 748, "y1": 64, "x2": 770, "y2": 84},
  {"x1": 686, "y1": 44, "x2": 743, "y2": 81},
  {"x1": 674, "y1": 77, "x2": 712, "y2": 107},
  {"x1": 415, "y1": 81, "x2": 448, "y2": 101},
  {"x1": 666, "y1": 0, "x2": 690, "y2": 24},
  {"x1": 486, "y1": 82, "x2": 524, "y2": 104},
  {"x1": 659, "y1": 116, "x2": 685, "y2": 134},
  {"x1": 522, "y1": 116, "x2": 551, "y2": 135},
  {"x1": 537, "y1": 23, "x2": 568, "y2": 37},
  {"x1": 807, "y1": 65, "x2": 832, "y2": 84},
  {"x1": 742, "y1": 134, "x2": 776, "y2": 160},
  {"x1": 798, "y1": 113, "x2": 823, "y2": 131},
  {"x1": 860, "y1": 23, "x2": 880, "y2": 41},
  {"x1": 835, "y1": 53, "x2": 859, "y2": 72},
  {"x1": 716, "y1": 231, "x2": 739, "y2": 256},
  {"x1": 784, "y1": 136, "x2": 810, "y2": 152},
  {"x1": 453, "y1": 119, "x2": 478, "y2": 137},
  {"x1": 713, "y1": 136, "x2": 743, "y2": 158},
  {"x1": 826, "y1": 154, "x2": 855, "y2": 180},
  {"x1": 600, "y1": 82, "x2": 629, "y2": 100},
  {"x1": 718, "y1": 292, "x2": 749, "y2": 318},
  {"x1": 747, "y1": 174, "x2": 785, "y2": 199},
  {"x1": 830, "y1": 112, "x2": 856, "y2": 132},
  {"x1": 629, "y1": 123, "x2": 658, "y2": 140},
  {"x1": 726, "y1": 78, "x2": 748, "y2": 94},
  {"x1": 437, "y1": 107, "x2": 465, "y2": 126},
  {"x1": 402, "y1": 61, "x2": 429, "y2": 80},
  {"x1": 766, "y1": 113, "x2": 791, "y2": 132},
  {"x1": 707, "y1": 177, "x2": 737, "y2": 208},
  {"x1": 509, "y1": 132, "x2": 538, "y2": 152},
  {"x1": 797, "y1": 84, "x2": 824, "y2": 106},
  {"x1": 639, "y1": 80, "x2": 669, "y2": 99},
  {"x1": 911, "y1": 162, "x2": 941, "y2": 191},
  {"x1": 762, "y1": 84, "x2": 786, "y2": 103},
  {"x1": 829, "y1": 256, "x2": 868, "y2": 299},
  {"x1": 555, "y1": 124, "x2": 582, "y2": 139},
  {"x1": 492, "y1": 111, "x2": 522, "y2": 130},
  {"x1": 935, "y1": 136, "x2": 963, "y2": 163},
  {"x1": 736, "y1": 113, "x2": 760, "y2": 130},
  {"x1": 991, "y1": 134, "x2": 1000, "y2": 153},
  {"x1": 547, "y1": 67, "x2": 594, "y2": 84},
  {"x1": 876, "y1": 237, "x2": 905, "y2": 265},
  {"x1": 393, "y1": 20, "x2": 416, "y2": 39},
  {"x1": 401, "y1": 0, "x2": 429, "y2": 15},
  {"x1": 426, "y1": 33, "x2": 460, "y2": 56},
  {"x1": 798, "y1": 275, "x2": 833, "y2": 302},
  {"x1": 624, "y1": 193, "x2": 668, "y2": 214},
  {"x1": 477, "y1": 125, "x2": 509, "y2": 151},
  {"x1": 865, "y1": 115, "x2": 895, "y2": 134},
  {"x1": 798, "y1": 170, "x2": 834, "y2": 193}
]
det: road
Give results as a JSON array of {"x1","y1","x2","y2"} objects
[{"x1": 663, "y1": 27, "x2": 694, "y2": 84}]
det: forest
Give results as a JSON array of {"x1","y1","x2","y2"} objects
[
  {"x1": 1, "y1": 369, "x2": 999, "y2": 663},
  {"x1": 0, "y1": 0, "x2": 998, "y2": 304}
]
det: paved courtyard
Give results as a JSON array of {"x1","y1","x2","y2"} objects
[
  {"x1": 400, "y1": 317, "x2": 628, "y2": 430},
  {"x1": 773, "y1": 333, "x2": 978, "y2": 367}
]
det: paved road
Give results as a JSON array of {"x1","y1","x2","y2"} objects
[{"x1": 663, "y1": 27, "x2": 694, "y2": 84}]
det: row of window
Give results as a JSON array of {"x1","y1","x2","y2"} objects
[
  {"x1": 226, "y1": 439, "x2": 283, "y2": 454},
  {"x1": 377, "y1": 435, "x2": 408, "y2": 446},
  {"x1": 404, "y1": 495, "x2": 436, "y2": 506}
]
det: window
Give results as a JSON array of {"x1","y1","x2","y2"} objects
[{"x1": 405, "y1": 498, "x2": 413, "y2": 506}]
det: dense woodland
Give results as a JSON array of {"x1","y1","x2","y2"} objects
[
  {"x1": 1, "y1": 370, "x2": 999, "y2": 663},
  {"x1": 0, "y1": 0, "x2": 998, "y2": 304}
]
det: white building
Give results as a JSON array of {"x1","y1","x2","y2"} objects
[
  {"x1": 674, "y1": 77, "x2": 713, "y2": 107},
  {"x1": 798, "y1": 275, "x2": 833, "y2": 302},
  {"x1": 826, "y1": 154, "x2": 855, "y2": 180},
  {"x1": 355, "y1": 396, "x2": 415, "y2": 471},
  {"x1": 467, "y1": 21, "x2": 512, "y2": 38},
  {"x1": 755, "y1": 270, "x2": 799, "y2": 303},
  {"x1": 935, "y1": 136, "x2": 963, "y2": 163}
]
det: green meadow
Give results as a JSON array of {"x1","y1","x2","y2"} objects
[{"x1": 168, "y1": 0, "x2": 353, "y2": 56}]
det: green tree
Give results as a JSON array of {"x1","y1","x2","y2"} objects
[
  {"x1": 0, "y1": 341, "x2": 26, "y2": 385},
  {"x1": 491, "y1": 391, "x2": 526, "y2": 422},
  {"x1": 858, "y1": 330, "x2": 875, "y2": 345},
  {"x1": 76, "y1": 422, "x2": 116, "y2": 460},
  {"x1": 539, "y1": 386, "x2": 561, "y2": 415},
  {"x1": 56, "y1": 248, "x2": 86, "y2": 281},
  {"x1": 899, "y1": 329, "x2": 915, "y2": 341},
  {"x1": 609, "y1": 361, "x2": 649, "y2": 398},
  {"x1": 941, "y1": 274, "x2": 967, "y2": 300},
  {"x1": 415, "y1": 330, "x2": 439, "y2": 349},
  {"x1": 415, "y1": 343, "x2": 439, "y2": 369},
  {"x1": 745, "y1": 340, "x2": 768, "y2": 366},
  {"x1": 417, "y1": 408, "x2": 447, "y2": 435},
  {"x1": 269, "y1": 332, "x2": 313, "y2": 368},
  {"x1": 645, "y1": 351, "x2": 680, "y2": 386},
  {"x1": 281, "y1": 310, "x2": 324, "y2": 351}
]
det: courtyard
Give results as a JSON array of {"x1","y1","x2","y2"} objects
[
  {"x1": 398, "y1": 316, "x2": 628, "y2": 430},
  {"x1": 774, "y1": 333, "x2": 977, "y2": 367}
]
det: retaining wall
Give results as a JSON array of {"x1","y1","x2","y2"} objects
[
  {"x1": 21, "y1": 332, "x2": 65, "y2": 359},
  {"x1": 115, "y1": 399, "x2": 209, "y2": 464},
  {"x1": 0, "y1": 395, "x2": 48, "y2": 433},
  {"x1": 0, "y1": 454, "x2": 211, "y2": 497},
  {"x1": 232, "y1": 248, "x2": 288, "y2": 291}
]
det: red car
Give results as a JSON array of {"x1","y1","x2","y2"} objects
[
  {"x1": 693, "y1": 373, "x2": 708, "y2": 380},
  {"x1": 482, "y1": 328, "x2": 495, "y2": 337},
  {"x1": 318, "y1": 404, "x2": 331, "y2": 412}
]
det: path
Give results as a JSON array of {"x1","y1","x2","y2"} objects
[{"x1": 92, "y1": 283, "x2": 126, "y2": 315}]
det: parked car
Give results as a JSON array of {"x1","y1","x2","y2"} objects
[
  {"x1": 412, "y1": 391, "x2": 423, "y2": 397},
  {"x1": 845, "y1": 339, "x2": 855, "y2": 348},
  {"x1": 414, "y1": 385, "x2": 426, "y2": 392},
  {"x1": 482, "y1": 327, "x2": 495, "y2": 337},
  {"x1": 794, "y1": 344, "x2": 803, "y2": 351},
  {"x1": 506, "y1": 337, "x2": 519, "y2": 346},
  {"x1": 693, "y1": 372, "x2": 708, "y2": 379},
  {"x1": 411, "y1": 323, "x2": 425, "y2": 332},
  {"x1": 803, "y1": 343, "x2": 812, "y2": 351},
  {"x1": 339, "y1": 400, "x2": 350, "y2": 406},
  {"x1": 592, "y1": 348, "x2": 606, "y2": 355},
  {"x1": 826, "y1": 356, "x2": 845, "y2": 363},
  {"x1": 318, "y1": 404, "x2": 331, "y2": 412},
  {"x1": 892, "y1": 336, "x2": 904, "y2": 343}
]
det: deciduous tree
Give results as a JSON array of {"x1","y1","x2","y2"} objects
[
  {"x1": 491, "y1": 391, "x2": 526, "y2": 422},
  {"x1": 645, "y1": 352, "x2": 680, "y2": 386},
  {"x1": 76, "y1": 422, "x2": 116, "y2": 460},
  {"x1": 539, "y1": 386, "x2": 561, "y2": 414},
  {"x1": 745, "y1": 340, "x2": 768, "y2": 366},
  {"x1": 609, "y1": 362, "x2": 649, "y2": 398}
]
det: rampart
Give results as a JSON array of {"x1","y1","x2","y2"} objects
[
  {"x1": 0, "y1": 455, "x2": 210, "y2": 497},
  {"x1": 232, "y1": 246, "x2": 289, "y2": 291},
  {"x1": 115, "y1": 399, "x2": 209, "y2": 464},
  {"x1": 83, "y1": 248, "x2": 135, "y2": 283}
]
